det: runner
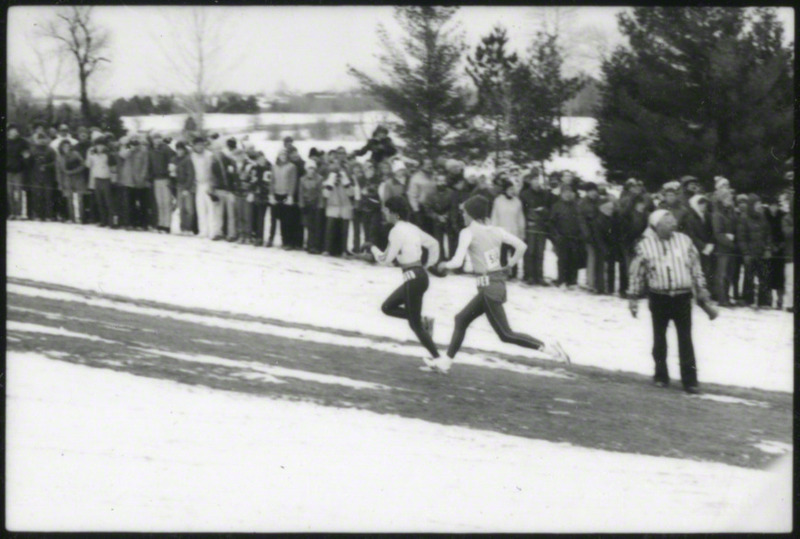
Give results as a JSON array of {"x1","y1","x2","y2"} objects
[
  {"x1": 431, "y1": 195, "x2": 570, "y2": 373},
  {"x1": 368, "y1": 196, "x2": 441, "y2": 365}
]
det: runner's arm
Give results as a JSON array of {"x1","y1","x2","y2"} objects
[
  {"x1": 499, "y1": 228, "x2": 527, "y2": 270},
  {"x1": 442, "y1": 228, "x2": 473, "y2": 270},
  {"x1": 371, "y1": 227, "x2": 401, "y2": 266}
]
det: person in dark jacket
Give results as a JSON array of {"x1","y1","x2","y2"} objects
[
  {"x1": 298, "y1": 159, "x2": 324, "y2": 253},
  {"x1": 781, "y1": 197, "x2": 793, "y2": 312},
  {"x1": 711, "y1": 189, "x2": 737, "y2": 305},
  {"x1": 171, "y1": 142, "x2": 196, "y2": 235},
  {"x1": 593, "y1": 198, "x2": 618, "y2": 295},
  {"x1": 28, "y1": 133, "x2": 58, "y2": 221},
  {"x1": 209, "y1": 144, "x2": 238, "y2": 241},
  {"x1": 679, "y1": 194, "x2": 715, "y2": 281},
  {"x1": 249, "y1": 152, "x2": 272, "y2": 245},
  {"x1": 149, "y1": 133, "x2": 176, "y2": 233},
  {"x1": 737, "y1": 194, "x2": 772, "y2": 307},
  {"x1": 660, "y1": 181, "x2": 687, "y2": 224},
  {"x1": 578, "y1": 182, "x2": 601, "y2": 290},
  {"x1": 423, "y1": 172, "x2": 453, "y2": 259},
  {"x1": 549, "y1": 187, "x2": 582, "y2": 287},
  {"x1": 447, "y1": 175, "x2": 472, "y2": 263},
  {"x1": 764, "y1": 199, "x2": 786, "y2": 309},
  {"x1": 353, "y1": 125, "x2": 397, "y2": 165},
  {"x1": 7, "y1": 124, "x2": 31, "y2": 219},
  {"x1": 55, "y1": 140, "x2": 87, "y2": 223},
  {"x1": 518, "y1": 173, "x2": 553, "y2": 285}
]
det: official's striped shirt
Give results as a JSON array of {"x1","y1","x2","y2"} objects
[{"x1": 628, "y1": 228, "x2": 707, "y2": 297}]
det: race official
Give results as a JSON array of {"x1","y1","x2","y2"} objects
[{"x1": 627, "y1": 209, "x2": 710, "y2": 394}]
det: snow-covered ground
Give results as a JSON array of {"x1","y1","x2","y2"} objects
[
  {"x1": 6, "y1": 351, "x2": 791, "y2": 532},
  {"x1": 6, "y1": 221, "x2": 793, "y2": 392}
]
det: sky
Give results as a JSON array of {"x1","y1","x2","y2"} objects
[{"x1": 7, "y1": 6, "x2": 795, "y2": 99}]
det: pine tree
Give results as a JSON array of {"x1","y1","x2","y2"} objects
[
  {"x1": 593, "y1": 7, "x2": 793, "y2": 194},
  {"x1": 349, "y1": 6, "x2": 468, "y2": 159},
  {"x1": 465, "y1": 25, "x2": 519, "y2": 165}
]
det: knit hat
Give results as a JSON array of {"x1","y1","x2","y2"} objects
[
  {"x1": 648, "y1": 209, "x2": 670, "y2": 228},
  {"x1": 462, "y1": 195, "x2": 491, "y2": 221},
  {"x1": 662, "y1": 181, "x2": 680, "y2": 193},
  {"x1": 714, "y1": 176, "x2": 730, "y2": 191}
]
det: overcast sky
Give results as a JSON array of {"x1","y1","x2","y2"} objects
[{"x1": 7, "y1": 6, "x2": 795, "y2": 99}]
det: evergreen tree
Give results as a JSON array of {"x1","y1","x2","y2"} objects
[
  {"x1": 465, "y1": 25, "x2": 519, "y2": 165},
  {"x1": 593, "y1": 7, "x2": 793, "y2": 193},
  {"x1": 349, "y1": 6, "x2": 468, "y2": 159}
]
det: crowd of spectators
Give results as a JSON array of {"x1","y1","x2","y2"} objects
[{"x1": 6, "y1": 122, "x2": 794, "y2": 313}]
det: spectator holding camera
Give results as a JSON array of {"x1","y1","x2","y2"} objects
[{"x1": 353, "y1": 125, "x2": 397, "y2": 165}]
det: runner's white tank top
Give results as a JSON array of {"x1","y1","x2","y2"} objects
[{"x1": 467, "y1": 224, "x2": 505, "y2": 275}]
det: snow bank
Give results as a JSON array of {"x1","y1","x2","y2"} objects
[
  {"x1": 6, "y1": 351, "x2": 790, "y2": 532},
  {"x1": 7, "y1": 221, "x2": 793, "y2": 392}
]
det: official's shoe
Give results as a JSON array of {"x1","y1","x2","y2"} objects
[
  {"x1": 653, "y1": 379, "x2": 669, "y2": 388},
  {"x1": 542, "y1": 341, "x2": 571, "y2": 364},
  {"x1": 422, "y1": 316, "x2": 435, "y2": 337},
  {"x1": 684, "y1": 385, "x2": 700, "y2": 395}
]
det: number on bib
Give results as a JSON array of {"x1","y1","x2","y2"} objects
[{"x1": 483, "y1": 248, "x2": 501, "y2": 271}]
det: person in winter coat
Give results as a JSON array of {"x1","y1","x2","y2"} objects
[
  {"x1": 711, "y1": 189, "x2": 737, "y2": 305},
  {"x1": 7, "y1": 124, "x2": 31, "y2": 219},
  {"x1": 29, "y1": 133, "x2": 58, "y2": 221},
  {"x1": 285, "y1": 147, "x2": 306, "y2": 249},
  {"x1": 209, "y1": 143, "x2": 238, "y2": 241},
  {"x1": 406, "y1": 157, "x2": 436, "y2": 233},
  {"x1": 85, "y1": 136, "x2": 115, "y2": 228},
  {"x1": 423, "y1": 172, "x2": 453, "y2": 259},
  {"x1": 349, "y1": 162, "x2": 368, "y2": 252},
  {"x1": 678, "y1": 194, "x2": 715, "y2": 281},
  {"x1": 230, "y1": 148, "x2": 256, "y2": 243},
  {"x1": 490, "y1": 178, "x2": 525, "y2": 280},
  {"x1": 549, "y1": 187, "x2": 582, "y2": 287},
  {"x1": 117, "y1": 135, "x2": 151, "y2": 230},
  {"x1": 356, "y1": 163, "x2": 382, "y2": 252},
  {"x1": 55, "y1": 140, "x2": 87, "y2": 223},
  {"x1": 592, "y1": 198, "x2": 618, "y2": 295},
  {"x1": 578, "y1": 182, "x2": 601, "y2": 290},
  {"x1": 353, "y1": 125, "x2": 397, "y2": 165},
  {"x1": 322, "y1": 158, "x2": 356, "y2": 257},
  {"x1": 298, "y1": 159, "x2": 324, "y2": 253},
  {"x1": 149, "y1": 133, "x2": 176, "y2": 233},
  {"x1": 518, "y1": 173, "x2": 554, "y2": 285},
  {"x1": 171, "y1": 142, "x2": 196, "y2": 235},
  {"x1": 659, "y1": 181, "x2": 687, "y2": 223},
  {"x1": 781, "y1": 197, "x2": 794, "y2": 312},
  {"x1": 447, "y1": 175, "x2": 472, "y2": 262},
  {"x1": 267, "y1": 149, "x2": 298, "y2": 249},
  {"x1": 737, "y1": 194, "x2": 772, "y2": 307},
  {"x1": 248, "y1": 152, "x2": 272, "y2": 245},
  {"x1": 764, "y1": 199, "x2": 786, "y2": 309}
]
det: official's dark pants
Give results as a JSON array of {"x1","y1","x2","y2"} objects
[
  {"x1": 268, "y1": 197, "x2": 287, "y2": 245},
  {"x1": 381, "y1": 267, "x2": 439, "y2": 358},
  {"x1": 606, "y1": 247, "x2": 627, "y2": 295},
  {"x1": 324, "y1": 217, "x2": 349, "y2": 256},
  {"x1": 446, "y1": 227, "x2": 460, "y2": 262},
  {"x1": 29, "y1": 184, "x2": 55, "y2": 221},
  {"x1": 743, "y1": 257, "x2": 771, "y2": 306},
  {"x1": 447, "y1": 281, "x2": 543, "y2": 358},
  {"x1": 556, "y1": 238, "x2": 581, "y2": 285},
  {"x1": 523, "y1": 230, "x2": 547, "y2": 283},
  {"x1": 714, "y1": 253, "x2": 732, "y2": 304},
  {"x1": 648, "y1": 292, "x2": 697, "y2": 389},
  {"x1": 301, "y1": 206, "x2": 323, "y2": 252}
]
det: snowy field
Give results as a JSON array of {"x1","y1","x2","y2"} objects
[
  {"x1": 7, "y1": 221, "x2": 793, "y2": 392},
  {"x1": 121, "y1": 112, "x2": 605, "y2": 180},
  {"x1": 6, "y1": 351, "x2": 791, "y2": 532}
]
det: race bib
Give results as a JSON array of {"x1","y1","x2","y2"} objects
[
  {"x1": 483, "y1": 248, "x2": 501, "y2": 271},
  {"x1": 477, "y1": 275, "x2": 490, "y2": 287}
]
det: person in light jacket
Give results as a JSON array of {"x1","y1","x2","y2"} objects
[
  {"x1": 55, "y1": 139, "x2": 87, "y2": 223},
  {"x1": 267, "y1": 149, "x2": 298, "y2": 248},
  {"x1": 490, "y1": 177, "x2": 525, "y2": 280},
  {"x1": 322, "y1": 157, "x2": 355, "y2": 257},
  {"x1": 298, "y1": 159, "x2": 324, "y2": 253},
  {"x1": 85, "y1": 136, "x2": 116, "y2": 228}
]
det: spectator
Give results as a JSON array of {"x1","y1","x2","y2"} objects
[
  {"x1": 190, "y1": 136, "x2": 216, "y2": 239},
  {"x1": 764, "y1": 199, "x2": 786, "y2": 309},
  {"x1": 6, "y1": 124, "x2": 31, "y2": 220},
  {"x1": 298, "y1": 159, "x2": 324, "y2": 253},
  {"x1": 448, "y1": 174, "x2": 472, "y2": 261},
  {"x1": 231, "y1": 148, "x2": 255, "y2": 244},
  {"x1": 491, "y1": 177, "x2": 525, "y2": 280},
  {"x1": 149, "y1": 133, "x2": 176, "y2": 233},
  {"x1": 549, "y1": 186, "x2": 582, "y2": 288},
  {"x1": 659, "y1": 181, "x2": 686, "y2": 222},
  {"x1": 679, "y1": 175, "x2": 703, "y2": 205},
  {"x1": 48, "y1": 123, "x2": 77, "y2": 153},
  {"x1": 578, "y1": 182, "x2": 601, "y2": 291},
  {"x1": 470, "y1": 173, "x2": 497, "y2": 202},
  {"x1": 86, "y1": 135, "x2": 115, "y2": 228},
  {"x1": 322, "y1": 158, "x2": 355, "y2": 257},
  {"x1": 268, "y1": 149, "x2": 298, "y2": 248},
  {"x1": 423, "y1": 172, "x2": 452, "y2": 259},
  {"x1": 128, "y1": 135, "x2": 152, "y2": 230},
  {"x1": 349, "y1": 162, "x2": 368, "y2": 252},
  {"x1": 781, "y1": 197, "x2": 793, "y2": 312},
  {"x1": 286, "y1": 147, "x2": 307, "y2": 249},
  {"x1": 75, "y1": 128, "x2": 95, "y2": 224},
  {"x1": 729, "y1": 193, "x2": 750, "y2": 304},
  {"x1": 55, "y1": 140, "x2": 87, "y2": 224},
  {"x1": 357, "y1": 163, "x2": 383, "y2": 251},
  {"x1": 171, "y1": 141, "x2": 196, "y2": 235},
  {"x1": 593, "y1": 197, "x2": 618, "y2": 295},
  {"x1": 209, "y1": 142, "x2": 238, "y2": 242},
  {"x1": 628, "y1": 209, "x2": 710, "y2": 394},
  {"x1": 679, "y1": 194, "x2": 715, "y2": 280},
  {"x1": 28, "y1": 132, "x2": 58, "y2": 221},
  {"x1": 519, "y1": 173, "x2": 553, "y2": 286},
  {"x1": 353, "y1": 125, "x2": 397, "y2": 165},
  {"x1": 711, "y1": 189, "x2": 737, "y2": 305},
  {"x1": 737, "y1": 194, "x2": 772, "y2": 308},
  {"x1": 249, "y1": 152, "x2": 272, "y2": 245},
  {"x1": 407, "y1": 157, "x2": 436, "y2": 233}
]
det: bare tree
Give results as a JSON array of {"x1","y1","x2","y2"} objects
[
  {"x1": 24, "y1": 36, "x2": 67, "y2": 121},
  {"x1": 150, "y1": 7, "x2": 248, "y2": 133},
  {"x1": 41, "y1": 6, "x2": 111, "y2": 122}
]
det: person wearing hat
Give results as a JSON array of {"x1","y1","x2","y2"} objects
[
  {"x1": 86, "y1": 134, "x2": 115, "y2": 228},
  {"x1": 678, "y1": 194, "x2": 715, "y2": 279},
  {"x1": 427, "y1": 195, "x2": 569, "y2": 373},
  {"x1": 6, "y1": 123, "x2": 31, "y2": 220},
  {"x1": 353, "y1": 125, "x2": 397, "y2": 165},
  {"x1": 711, "y1": 188, "x2": 737, "y2": 305},
  {"x1": 736, "y1": 194, "x2": 772, "y2": 307},
  {"x1": 298, "y1": 158, "x2": 324, "y2": 253},
  {"x1": 659, "y1": 180, "x2": 687, "y2": 223},
  {"x1": 49, "y1": 124, "x2": 78, "y2": 153},
  {"x1": 149, "y1": 132, "x2": 177, "y2": 233},
  {"x1": 627, "y1": 209, "x2": 711, "y2": 394},
  {"x1": 518, "y1": 172, "x2": 555, "y2": 285},
  {"x1": 171, "y1": 141, "x2": 196, "y2": 235},
  {"x1": 28, "y1": 132, "x2": 59, "y2": 221},
  {"x1": 55, "y1": 138, "x2": 87, "y2": 223},
  {"x1": 549, "y1": 186, "x2": 583, "y2": 287}
]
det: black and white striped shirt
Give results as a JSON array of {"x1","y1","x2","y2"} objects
[{"x1": 628, "y1": 228, "x2": 707, "y2": 296}]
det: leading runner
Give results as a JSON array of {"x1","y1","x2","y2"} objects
[{"x1": 431, "y1": 195, "x2": 570, "y2": 373}]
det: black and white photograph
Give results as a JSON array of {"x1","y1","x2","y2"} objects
[{"x1": 5, "y1": 3, "x2": 794, "y2": 533}]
